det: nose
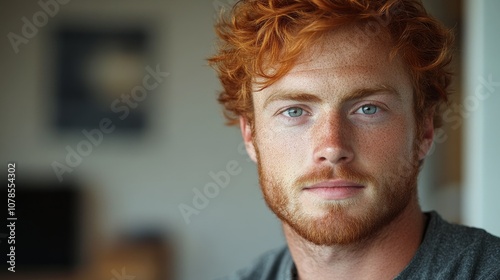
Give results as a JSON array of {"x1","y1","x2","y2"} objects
[{"x1": 312, "y1": 113, "x2": 354, "y2": 165}]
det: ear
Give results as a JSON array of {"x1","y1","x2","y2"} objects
[
  {"x1": 240, "y1": 117, "x2": 257, "y2": 162},
  {"x1": 417, "y1": 113, "x2": 435, "y2": 160}
]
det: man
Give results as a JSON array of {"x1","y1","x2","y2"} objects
[{"x1": 209, "y1": 0, "x2": 500, "y2": 279}]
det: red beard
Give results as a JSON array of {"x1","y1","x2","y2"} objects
[{"x1": 257, "y1": 153, "x2": 420, "y2": 246}]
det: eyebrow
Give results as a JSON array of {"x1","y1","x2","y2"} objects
[
  {"x1": 263, "y1": 91, "x2": 322, "y2": 108},
  {"x1": 343, "y1": 85, "x2": 401, "y2": 103},
  {"x1": 263, "y1": 85, "x2": 401, "y2": 109}
]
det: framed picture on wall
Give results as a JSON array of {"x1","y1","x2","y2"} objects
[{"x1": 53, "y1": 26, "x2": 152, "y2": 133}]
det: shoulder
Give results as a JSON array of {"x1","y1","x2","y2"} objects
[
  {"x1": 428, "y1": 211, "x2": 500, "y2": 262},
  {"x1": 217, "y1": 246, "x2": 295, "y2": 280},
  {"x1": 397, "y1": 211, "x2": 500, "y2": 279}
]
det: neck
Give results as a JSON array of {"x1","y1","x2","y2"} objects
[{"x1": 284, "y1": 200, "x2": 427, "y2": 280}]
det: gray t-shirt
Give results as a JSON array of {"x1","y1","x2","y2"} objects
[{"x1": 221, "y1": 212, "x2": 500, "y2": 279}]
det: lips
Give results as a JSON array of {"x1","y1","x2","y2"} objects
[{"x1": 303, "y1": 179, "x2": 365, "y2": 200}]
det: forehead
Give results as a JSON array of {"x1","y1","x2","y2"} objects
[
  {"x1": 291, "y1": 25, "x2": 396, "y2": 74},
  {"x1": 254, "y1": 25, "x2": 412, "y2": 102}
]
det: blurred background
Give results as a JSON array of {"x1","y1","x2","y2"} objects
[{"x1": 0, "y1": 0, "x2": 498, "y2": 279}]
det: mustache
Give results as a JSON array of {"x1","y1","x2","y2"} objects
[{"x1": 294, "y1": 165, "x2": 377, "y2": 188}]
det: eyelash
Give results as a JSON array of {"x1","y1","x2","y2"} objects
[
  {"x1": 278, "y1": 106, "x2": 310, "y2": 118},
  {"x1": 354, "y1": 103, "x2": 381, "y2": 115}
]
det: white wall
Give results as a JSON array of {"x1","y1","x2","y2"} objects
[{"x1": 463, "y1": 0, "x2": 500, "y2": 236}]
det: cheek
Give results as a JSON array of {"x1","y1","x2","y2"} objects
[
  {"x1": 256, "y1": 126, "x2": 310, "y2": 176},
  {"x1": 356, "y1": 120, "x2": 415, "y2": 168}
]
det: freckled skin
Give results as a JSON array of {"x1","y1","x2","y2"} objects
[{"x1": 241, "y1": 26, "x2": 434, "y2": 279}]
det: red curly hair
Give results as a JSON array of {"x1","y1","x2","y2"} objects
[{"x1": 208, "y1": 0, "x2": 454, "y2": 131}]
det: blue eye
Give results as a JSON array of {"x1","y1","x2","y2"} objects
[
  {"x1": 359, "y1": 104, "x2": 378, "y2": 115},
  {"x1": 284, "y1": 107, "x2": 304, "y2": 117}
]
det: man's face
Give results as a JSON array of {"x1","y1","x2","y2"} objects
[{"x1": 241, "y1": 26, "x2": 434, "y2": 246}]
